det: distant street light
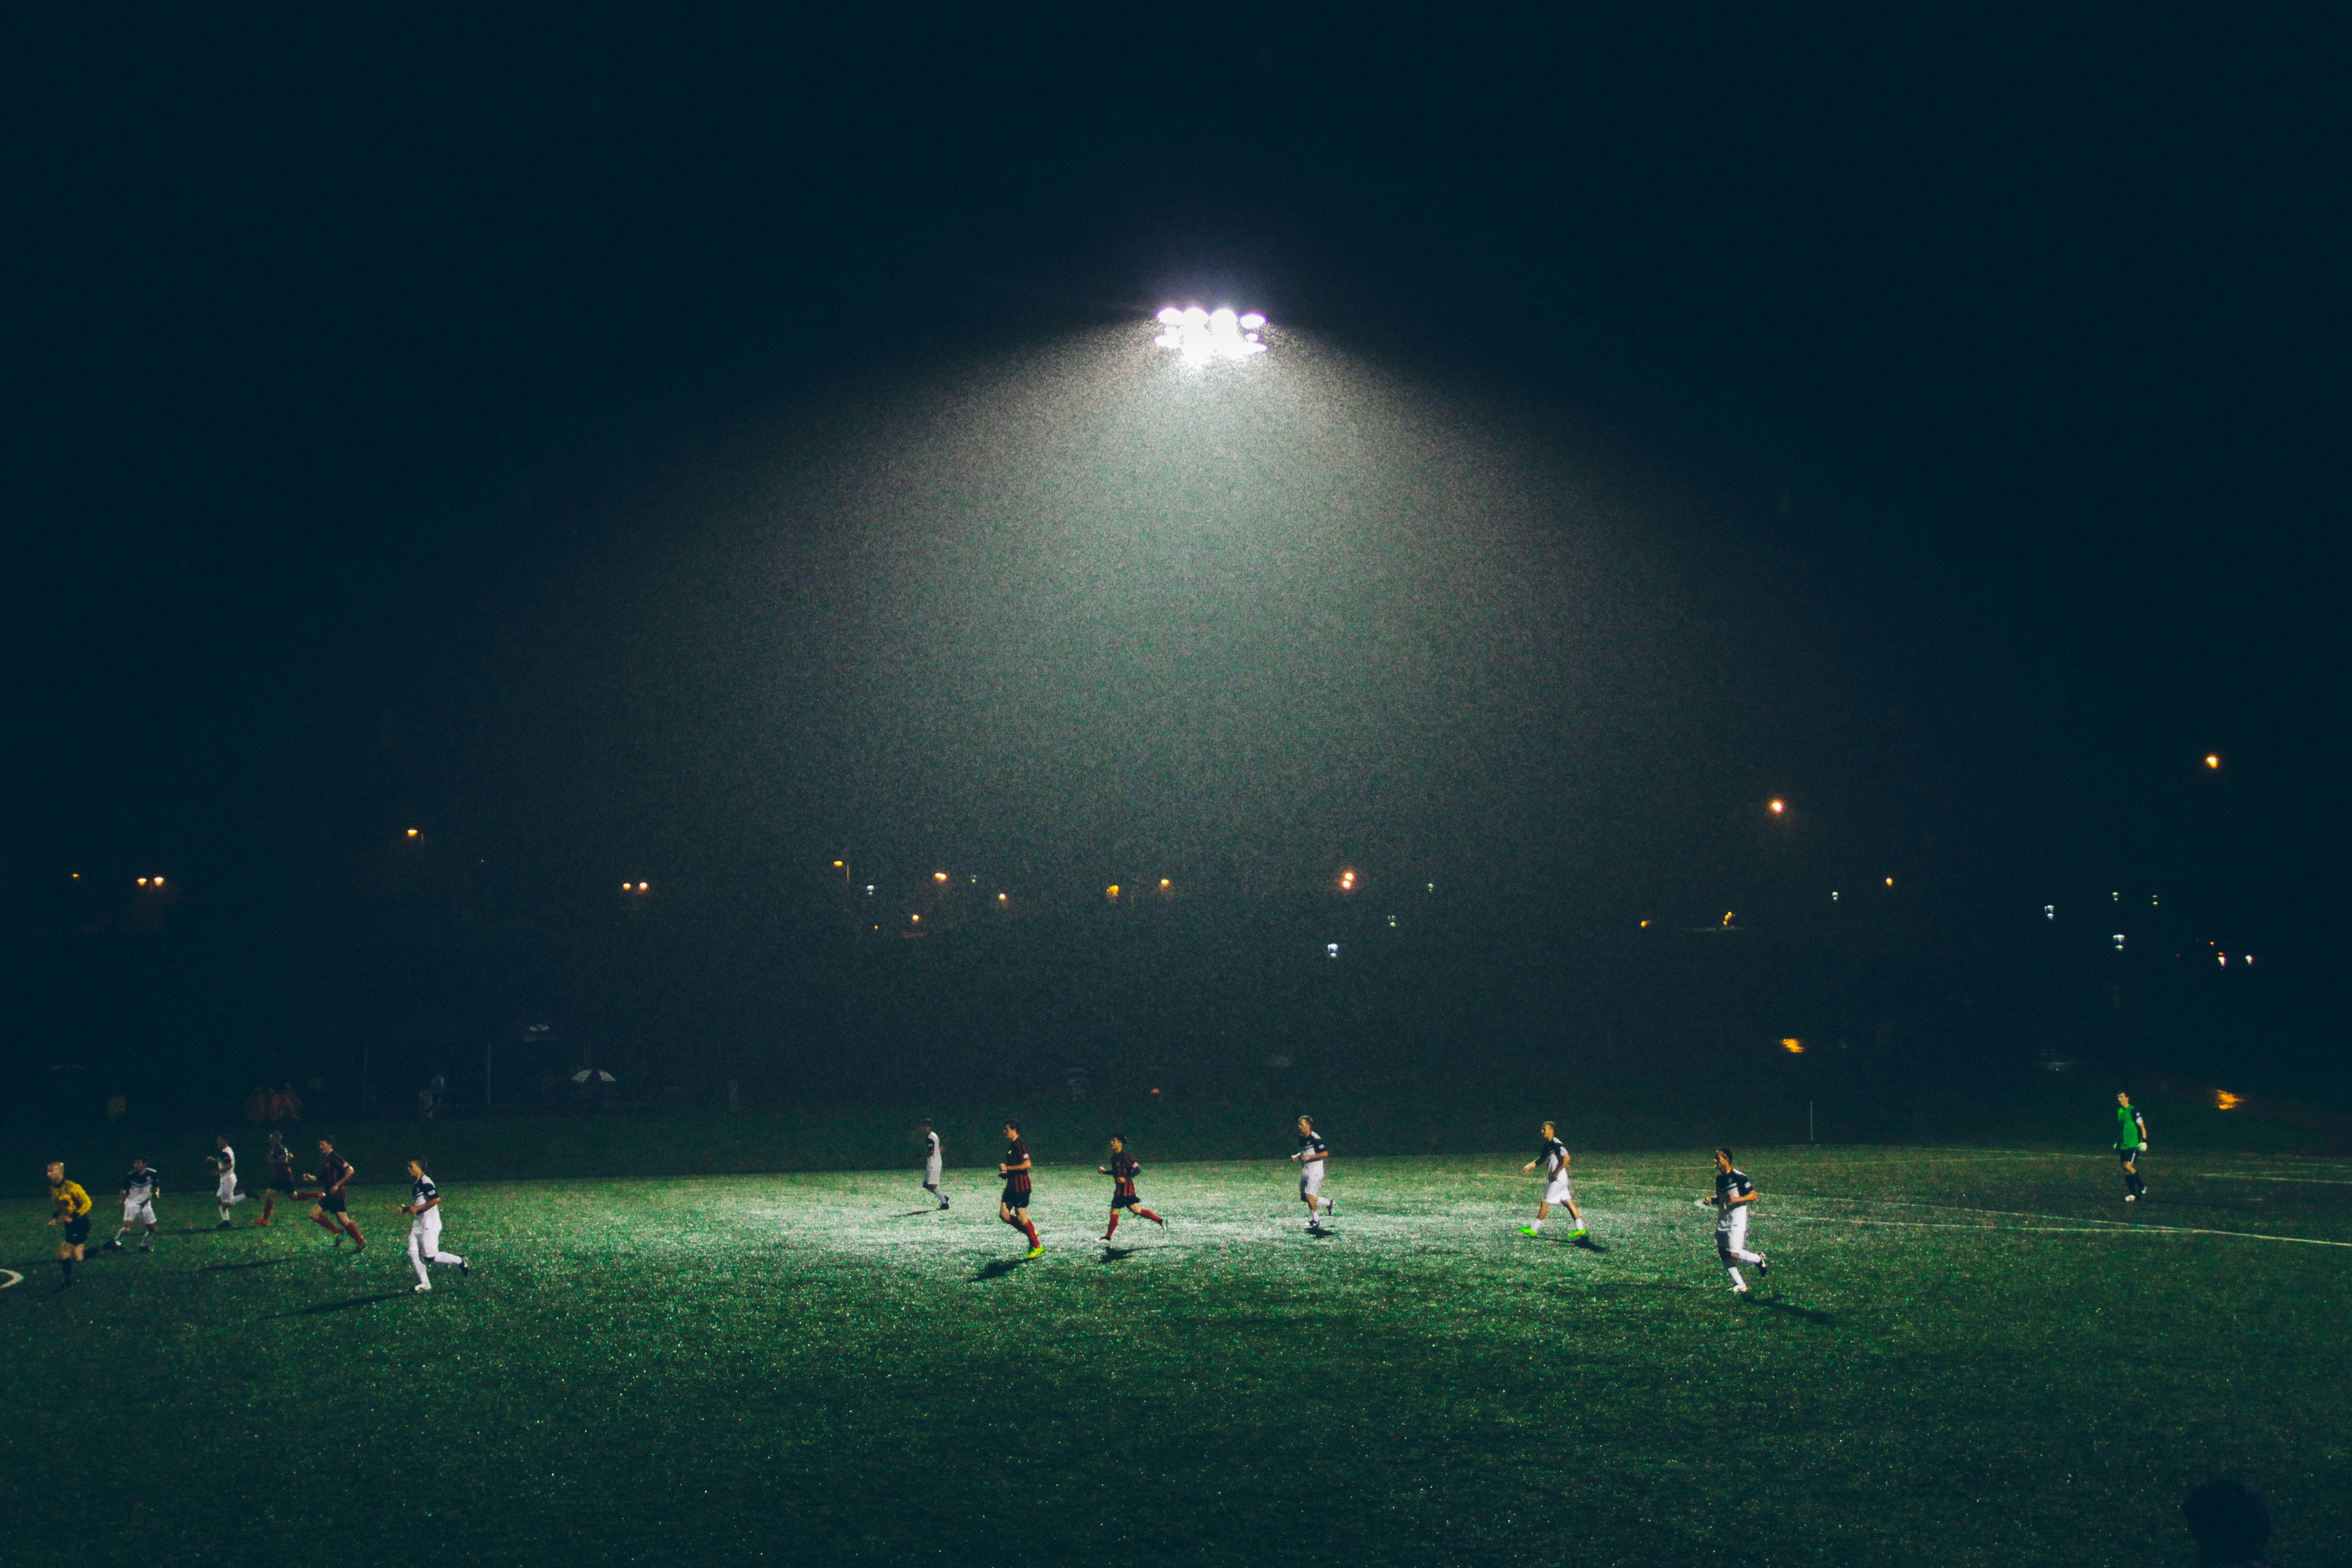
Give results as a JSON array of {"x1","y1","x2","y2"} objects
[
  {"x1": 1338, "y1": 869, "x2": 1356, "y2": 892},
  {"x1": 407, "y1": 828, "x2": 420, "y2": 839},
  {"x1": 1768, "y1": 799, "x2": 1785, "y2": 815},
  {"x1": 2205, "y1": 754, "x2": 2221, "y2": 769}
]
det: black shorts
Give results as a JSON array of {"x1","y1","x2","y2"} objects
[
  {"x1": 1110, "y1": 1193, "x2": 1140, "y2": 1210},
  {"x1": 63, "y1": 1216, "x2": 92, "y2": 1246},
  {"x1": 1000, "y1": 1183, "x2": 1031, "y2": 1210},
  {"x1": 269, "y1": 1174, "x2": 296, "y2": 1195},
  {"x1": 315, "y1": 1190, "x2": 348, "y2": 1214},
  {"x1": 2117, "y1": 1147, "x2": 2141, "y2": 1164}
]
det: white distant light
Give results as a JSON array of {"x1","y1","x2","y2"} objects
[{"x1": 1153, "y1": 304, "x2": 1270, "y2": 363}]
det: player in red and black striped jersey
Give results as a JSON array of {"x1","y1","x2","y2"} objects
[
  {"x1": 303, "y1": 1138, "x2": 366, "y2": 1251},
  {"x1": 255, "y1": 1131, "x2": 297, "y2": 1226},
  {"x1": 995, "y1": 1122, "x2": 1043, "y2": 1258},
  {"x1": 1096, "y1": 1135, "x2": 1165, "y2": 1241}
]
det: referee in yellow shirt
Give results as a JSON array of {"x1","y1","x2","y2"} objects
[{"x1": 46, "y1": 1162, "x2": 93, "y2": 1289}]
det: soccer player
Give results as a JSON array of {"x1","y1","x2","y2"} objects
[
  {"x1": 396, "y1": 1158, "x2": 468, "y2": 1293},
  {"x1": 207, "y1": 1134, "x2": 249, "y2": 1228},
  {"x1": 46, "y1": 1161, "x2": 93, "y2": 1289},
  {"x1": 1290, "y1": 1115, "x2": 1337, "y2": 1232},
  {"x1": 255, "y1": 1132, "x2": 297, "y2": 1226},
  {"x1": 107, "y1": 1158, "x2": 162, "y2": 1252},
  {"x1": 304, "y1": 1137, "x2": 366, "y2": 1251},
  {"x1": 1699, "y1": 1147, "x2": 1767, "y2": 1294},
  {"x1": 920, "y1": 1119, "x2": 947, "y2": 1210},
  {"x1": 1518, "y1": 1121, "x2": 1589, "y2": 1240},
  {"x1": 995, "y1": 1121, "x2": 1043, "y2": 1258},
  {"x1": 1096, "y1": 1134, "x2": 1166, "y2": 1241},
  {"x1": 2115, "y1": 1091, "x2": 2151, "y2": 1202}
]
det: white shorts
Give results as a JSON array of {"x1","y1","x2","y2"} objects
[
  {"x1": 216, "y1": 1173, "x2": 238, "y2": 1201},
  {"x1": 1717, "y1": 1208, "x2": 1749, "y2": 1253},
  {"x1": 123, "y1": 1199, "x2": 156, "y2": 1226},
  {"x1": 924, "y1": 1158, "x2": 943, "y2": 1187},
  {"x1": 411, "y1": 1211, "x2": 443, "y2": 1248},
  {"x1": 1299, "y1": 1163, "x2": 1326, "y2": 1198},
  {"x1": 1544, "y1": 1176, "x2": 1575, "y2": 1207}
]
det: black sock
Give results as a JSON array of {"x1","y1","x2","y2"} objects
[{"x1": 60, "y1": 1259, "x2": 74, "y2": 1279}]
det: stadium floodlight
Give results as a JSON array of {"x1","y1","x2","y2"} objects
[{"x1": 1153, "y1": 303, "x2": 1270, "y2": 362}]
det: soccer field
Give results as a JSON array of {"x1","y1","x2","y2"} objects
[{"x1": 6, "y1": 1145, "x2": 2347, "y2": 1567}]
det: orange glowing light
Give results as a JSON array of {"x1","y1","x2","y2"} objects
[
  {"x1": 1768, "y1": 799, "x2": 1785, "y2": 814},
  {"x1": 1723, "y1": 911, "x2": 1735, "y2": 926},
  {"x1": 2205, "y1": 754, "x2": 2220, "y2": 769},
  {"x1": 911, "y1": 913, "x2": 920, "y2": 922},
  {"x1": 934, "y1": 872, "x2": 948, "y2": 883},
  {"x1": 1338, "y1": 869, "x2": 1357, "y2": 891},
  {"x1": 1639, "y1": 919, "x2": 1649, "y2": 928},
  {"x1": 1159, "y1": 878, "x2": 1171, "y2": 888},
  {"x1": 1106, "y1": 885, "x2": 1120, "y2": 900},
  {"x1": 996, "y1": 892, "x2": 1008, "y2": 902},
  {"x1": 832, "y1": 860, "x2": 843, "y2": 867},
  {"x1": 1781, "y1": 1038, "x2": 1804, "y2": 1054},
  {"x1": 406, "y1": 828, "x2": 420, "y2": 838},
  {"x1": 2215, "y1": 1090, "x2": 2243, "y2": 1111},
  {"x1": 153, "y1": 876, "x2": 163, "y2": 886},
  {"x1": 1885, "y1": 877, "x2": 1895, "y2": 887},
  {"x1": 637, "y1": 882, "x2": 648, "y2": 892},
  {"x1": 137, "y1": 877, "x2": 148, "y2": 886}
]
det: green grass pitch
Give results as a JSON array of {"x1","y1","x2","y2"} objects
[{"x1": 6, "y1": 1145, "x2": 2348, "y2": 1566}]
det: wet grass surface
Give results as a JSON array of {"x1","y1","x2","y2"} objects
[{"x1": 6, "y1": 1145, "x2": 2348, "y2": 1565}]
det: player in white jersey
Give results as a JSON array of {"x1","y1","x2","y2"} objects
[
  {"x1": 208, "y1": 1135, "x2": 249, "y2": 1228},
  {"x1": 107, "y1": 1158, "x2": 162, "y2": 1252},
  {"x1": 1697, "y1": 1147, "x2": 1768, "y2": 1294},
  {"x1": 919, "y1": 1119, "x2": 947, "y2": 1210},
  {"x1": 396, "y1": 1159, "x2": 469, "y2": 1292},
  {"x1": 1517, "y1": 1122, "x2": 1590, "y2": 1241},
  {"x1": 1290, "y1": 1115, "x2": 1338, "y2": 1232}
]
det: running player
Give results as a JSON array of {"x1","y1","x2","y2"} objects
[
  {"x1": 1097, "y1": 1134, "x2": 1166, "y2": 1241},
  {"x1": 396, "y1": 1158, "x2": 468, "y2": 1293},
  {"x1": 46, "y1": 1161, "x2": 93, "y2": 1289},
  {"x1": 304, "y1": 1137, "x2": 366, "y2": 1251},
  {"x1": 1698, "y1": 1147, "x2": 1767, "y2": 1294},
  {"x1": 106, "y1": 1158, "x2": 162, "y2": 1252},
  {"x1": 2115, "y1": 1091, "x2": 2151, "y2": 1202},
  {"x1": 255, "y1": 1132, "x2": 296, "y2": 1226},
  {"x1": 995, "y1": 1121, "x2": 1043, "y2": 1258},
  {"x1": 1290, "y1": 1115, "x2": 1337, "y2": 1232},
  {"x1": 920, "y1": 1119, "x2": 947, "y2": 1210},
  {"x1": 207, "y1": 1134, "x2": 249, "y2": 1228},
  {"x1": 1518, "y1": 1121, "x2": 1589, "y2": 1241}
]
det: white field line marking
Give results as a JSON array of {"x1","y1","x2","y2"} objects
[
  {"x1": 2206, "y1": 1174, "x2": 2352, "y2": 1185},
  {"x1": 0, "y1": 1269, "x2": 20, "y2": 1290},
  {"x1": 1786, "y1": 1215, "x2": 2352, "y2": 1249}
]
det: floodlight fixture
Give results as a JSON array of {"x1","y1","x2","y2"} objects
[{"x1": 1153, "y1": 303, "x2": 1269, "y2": 362}]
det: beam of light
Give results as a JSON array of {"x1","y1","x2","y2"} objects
[{"x1": 1153, "y1": 304, "x2": 1269, "y2": 362}]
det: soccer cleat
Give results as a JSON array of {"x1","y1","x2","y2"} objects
[
  {"x1": 1731, "y1": 1283, "x2": 1750, "y2": 1295},
  {"x1": 1754, "y1": 1254, "x2": 1769, "y2": 1278},
  {"x1": 2124, "y1": 1193, "x2": 2136, "y2": 1202},
  {"x1": 414, "y1": 1282, "x2": 432, "y2": 1293},
  {"x1": 1024, "y1": 1245, "x2": 1044, "y2": 1259},
  {"x1": 1570, "y1": 1228, "x2": 1589, "y2": 1240},
  {"x1": 138, "y1": 1241, "x2": 152, "y2": 1253},
  {"x1": 1152, "y1": 1213, "x2": 1166, "y2": 1229},
  {"x1": 103, "y1": 1240, "x2": 124, "y2": 1252},
  {"x1": 215, "y1": 1220, "x2": 233, "y2": 1230},
  {"x1": 1518, "y1": 1225, "x2": 1540, "y2": 1236},
  {"x1": 253, "y1": 1218, "x2": 270, "y2": 1227},
  {"x1": 458, "y1": 1259, "x2": 468, "y2": 1275},
  {"x1": 1327, "y1": 1198, "x2": 1339, "y2": 1216}
]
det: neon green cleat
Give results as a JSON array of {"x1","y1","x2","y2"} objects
[
  {"x1": 1517, "y1": 1226, "x2": 1540, "y2": 1236},
  {"x1": 1024, "y1": 1245, "x2": 1044, "y2": 1259}
]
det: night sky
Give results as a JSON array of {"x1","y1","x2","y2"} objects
[{"x1": 14, "y1": 16, "x2": 2333, "y2": 992}]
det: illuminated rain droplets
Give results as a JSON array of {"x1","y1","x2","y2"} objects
[{"x1": 1154, "y1": 305, "x2": 1268, "y2": 362}]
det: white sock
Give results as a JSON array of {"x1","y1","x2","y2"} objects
[
  {"x1": 1528, "y1": 1218, "x2": 1543, "y2": 1230},
  {"x1": 1727, "y1": 1268, "x2": 1747, "y2": 1290},
  {"x1": 219, "y1": 1206, "x2": 232, "y2": 1222},
  {"x1": 114, "y1": 1227, "x2": 133, "y2": 1243}
]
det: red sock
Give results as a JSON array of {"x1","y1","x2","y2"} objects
[
  {"x1": 1105, "y1": 1212, "x2": 1120, "y2": 1237},
  {"x1": 1137, "y1": 1208, "x2": 1162, "y2": 1223},
  {"x1": 312, "y1": 1212, "x2": 340, "y2": 1234},
  {"x1": 1022, "y1": 1220, "x2": 1040, "y2": 1246},
  {"x1": 343, "y1": 1223, "x2": 365, "y2": 1245}
]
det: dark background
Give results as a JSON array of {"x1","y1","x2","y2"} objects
[{"x1": 7, "y1": 14, "x2": 2334, "y2": 1126}]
